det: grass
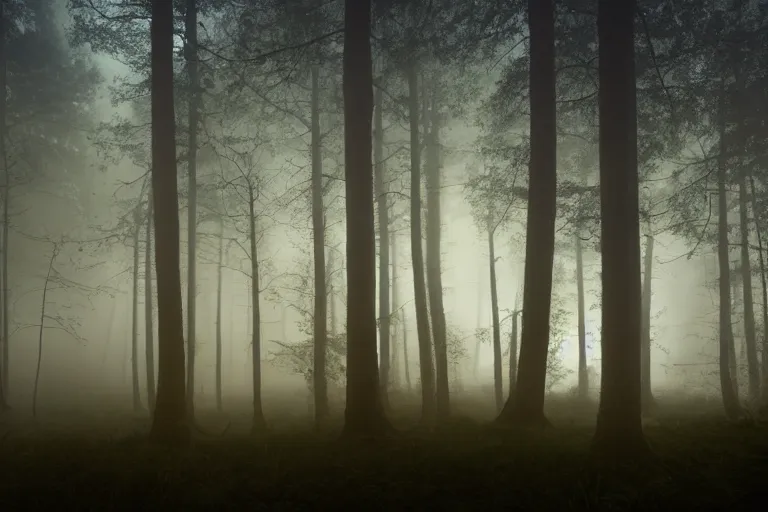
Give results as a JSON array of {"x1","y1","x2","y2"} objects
[{"x1": 1, "y1": 390, "x2": 767, "y2": 510}]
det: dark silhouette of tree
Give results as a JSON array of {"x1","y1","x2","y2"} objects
[
  {"x1": 149, "y1": 0, "x2": 189, "y2": 446},
  {"x1": 591, "y1": 0, "x2": 650, "y2": 459},
  {"x1": 342, "y1": 0, "x2": 390, "y2": 438},
  {"x1": 497, "y1": 0, "x2": 556, "y2": 428}
]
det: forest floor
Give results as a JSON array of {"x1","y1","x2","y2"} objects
[{"x1": 1, "y1": 391, "x2": 767, "y2": 510}]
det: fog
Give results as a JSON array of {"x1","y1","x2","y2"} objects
[{"x1": 0, "y1": 1, "x2": 753, "y2": 425}]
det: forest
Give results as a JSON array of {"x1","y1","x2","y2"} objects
[{"x1": 0, "y1": 0, "x2": 767, "y2": 508}]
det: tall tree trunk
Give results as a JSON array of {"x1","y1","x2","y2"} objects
[
  {"x1": 729, "y1": 263, "x2": 740, "y2": 393},
  {"x1": 406, "y1": 62, "x2": 435, "y2": 426},
  {"x1": 498, "y1": 0, "x2": 556, "y2": 427},
  {"x1": 640, "y1": 232, "x2": 655, "y2": 410},
  {"x1": 748, "y1": 176, "x2": 768, "y2": 402},
  {"x1": 575, "y1": 234, "x2": 588, "y2": 400},
  {"x1": 738, "y1": 173, "x2": 760, "y2": 403},
  {"x1": 328, "y1": 244, "x2": 337, "y2": 338},
  {"x1": 342, "y1": 0, "x2": 389, "y2": 437},
  {"x1": 184, "y1": 0, "x2": 199, "y2": 420},
  {"x1": 390, "y1": 230, "x2": 399, "y2": 388},
  {"x1": 488, "y1": 221, "x2": 503, "y2": 413},
  {"x1": 474, "y1": 264, "x2": 483, "y2": 380},
  {"x1": 393, "y1": 231, "x2": 411, "y2": 391},
  {"x1": 508, "y1": 310, "x2": 519, "y2": 397},
  {"x1": 0, "y1": 1, "x2": 9, "y2": 407},
  {"x1": 131, "y1": 213, "x2": 143, "y2": 413},
  {"x1": 215, "y1": 217, "x2": 224, "y2": 412},
  {"x1": 145, "y1": 196, "x2": 156, "y2": 414},
  {"x1": 149, "y1": 0, "x2": 189, "y2": 445},
  {"x1": 310, "y1": 65, "x2": 329, "y2": 427},
  {"x1": 592, "y1": 0, "x2": 650, "y2": 457},
  {"x1": 715, "y1": 81, "x2": 742, "y2": 420},
  {"x1": 249, "y1": 190, "x2": 265, "y2": 432},
  {"x1": 374, "y1": 77, "x2": 392, "y2": 412},
  {"x1": 425, "y1": 92, "x2": 450, "y2": 419}
]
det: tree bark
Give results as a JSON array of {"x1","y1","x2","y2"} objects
[
  {"x1": 184, "y1": 0, "x2": 199, "y2": 420},
  {"x1": 738, "y1": 172, "x2": 760, "y2": 403},
  {"x1": 249, "y1": 188, "x2": 266, "y2": 432},
  {"x1": 575, "y1": 234, "x2": 588, "y2": 399},
  {"x1": 425, "y1": 92, "x2": 450, "y2": 419},
  {"x1": 215, "y1": 217, "x2": 224, "y2": 412},
  {"x1": 311, "y1": 64, "x2": 329, "y2": 427},
  {"x1": 342, "y1": 0, "x2": 390, "y2": 437},
  {"x1": 641, "y1": 232, "x2": 655, "y2": 410},
  {"x1": 145, "y1": 195, "x2": 156, "y2": 414},
  {"x1": 715, "y1": 82, "x2": 742, "y2": 420},
  {"x1": 131, "y1": 211, "x2": 143, "y2": 413},
  {"x1": 374, "y1": 71, "x2": 391, "y2": 412},
  {"x1": 497, "y1": 0, "x2": 556, "y2": 428},
  {"x1": 149, "y1": 0, "x2": 189, "y2": 446},
  {"x1": 488, "y1": 221, "x2": 503, "y2": 413},
  {"x1": 591, "y1": 0, "x2": 650, "y2": 457}
]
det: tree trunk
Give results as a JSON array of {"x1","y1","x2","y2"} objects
[
  {"x1": 474, "y1": 264, "x2": 483, "y2": 381},
  {"x1": 641, "y1": 232, "x2": 655, "y2": 410},
  {"x1": 149, "y1": 0, "x2": 189, "y2": 446},
  {"x1": 497, "y1": 0, "x2": 556, "y2": 428},
  {"x1": 0, "y1": 1, "x2": 9, "y2": 406},
  {"x1": 393, "y1": 231, "x2": 411, "y2": 391},
  {"x1": 390, "y1": 230, "x2": 399, "y2": 389},
  {"x1": 249, "y1": 190, "x2": 266, "y2": 432},
  {"x1": 748, "y1": 176, "x2": 768, "y2": 402},
  {"x1": 738, "y1": 172, "x2": 760, "y2": 403},
  {"x1": 575, "y1": 234, "x2": 588, "y2": 400},
  {"x1": 310, "y1": 64, "x2": 329, "y2": 427},
  {"x1": 488, "y1": 222, "x2": 503, "y2": 413},
  {"x1": 729, "y1": 263, "x2": 740, "y2": 393},
  {"x1": 215, "y1": 217, "x2": 224, "y2": 412},
  {"x1": 374, "y1": 71, "x2": 391, "y2": 412},
  {"x1": 508, "y1": 310, "x2": 519, "y2": 397},
  {"x1": 591, "y1": 0, "x2": 650, "y2": 457},
  {"x1": 32, "y1": 246, "x2": 57, "y2": 418},
  {"x1": 342, "y1": 0, "x2": 390, "y2": 437},
  {"x1": 425, "y1": 92, "x2": 450, "y2": 419},
  {"x1": 184, "y1": 0, "x2": 199, "y2": 421},
  {"x1": 328, "y1": 244, "x2": 337, "y2": 338},
  {"x1": 406, "y1": 62, "x2": 435, "y2": 426},
  {"x1": 715, "y1": 82, "x2": 742, "y2": 420},
  {"x1": 131, "y1": 213, "x2": 143, "y2": 413},
  {"x1": 145, "y1": 195, "x2": 156, "y2": 414}
]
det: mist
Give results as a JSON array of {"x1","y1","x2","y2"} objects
[{"x1": 0, "y1": 0, "x2": 766, "y2": 509}]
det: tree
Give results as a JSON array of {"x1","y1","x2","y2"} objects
[
  {"x1": 591, "y1": 0, "x2": 649, "y2": 459},
  {"x1": 424, "y1": 84, "x2": 450, "y2": 419},
  {"x1": 342, "y1": 0, "x2": 390, "y2": 437},
  {"x1": 184, "y1": 0, "x2": 201, "y2": 421},
  {"x1": 497, "y1": 0, "x2": 556, "y2": 428},
  {"x1": 145, "y1": 192, "x2": 156, "y2": 413},
  {"x1": 374, "y1": 70, "x2": 392, "y2": 412},
  {"x1": 407, "y1": 63, "x2": 435, "y2": 426},
  {"x1": 149, "y1": 0, "x2": 189, "y2": 446}
]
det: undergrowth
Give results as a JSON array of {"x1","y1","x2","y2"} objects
[{"x1": 0, "y1": 391, "x2": 766, "y2": 510}]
